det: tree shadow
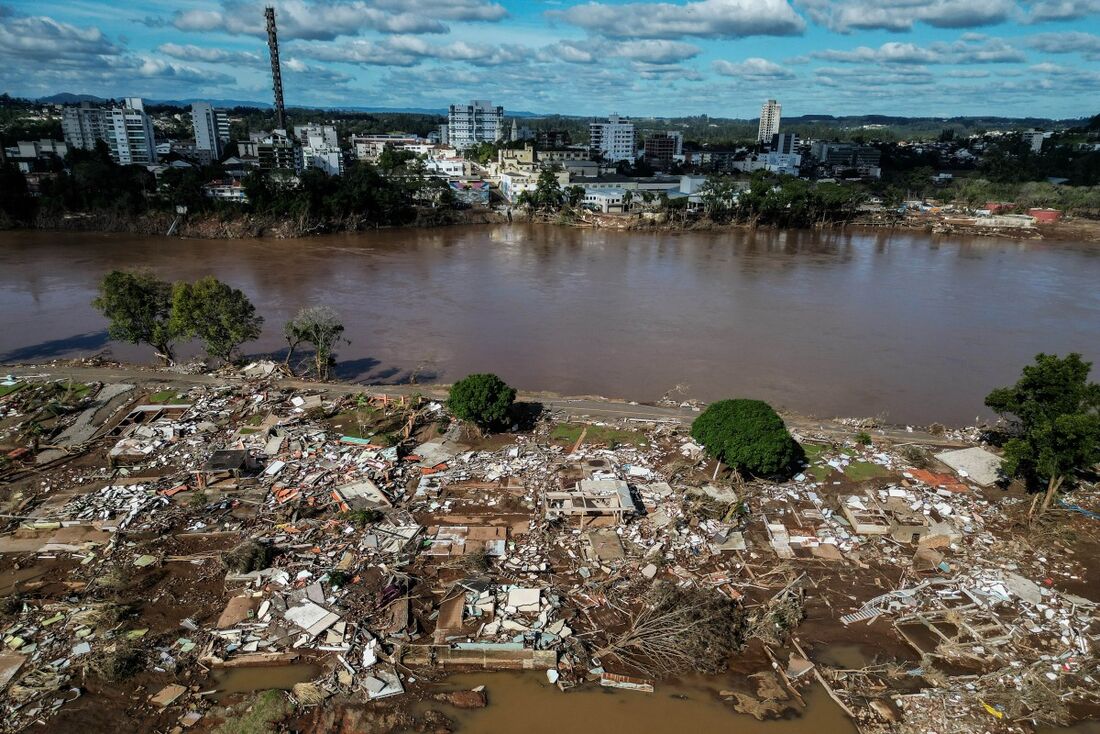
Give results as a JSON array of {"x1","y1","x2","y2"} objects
[
  {"x1": 0, "y1": 330, "x2": 110, "y2": 363},
  {"x1": 511, "y1": 400, "x2": 545, "y2": 432}
]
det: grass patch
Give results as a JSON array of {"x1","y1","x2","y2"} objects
[
  {"x1": 550, "y1": 422, "x2": 646, "y2": 448},
  {"x1": 807, "y1": 464, "x2": 833, "y2": 483},
  {"x1": 843, "y1": 461, "x2": 892, "y2": 482},
  {"x1": 800, "y1": 442, "x2": 828, "y2": 461},
  {"x1": 215, "y1": 690, "x2": 292, "y2": 734},
  {"x1": 0, "y1": 382, "x2": 25, "y2": 398},
  {"x1": 147, "y1": 389, "x2": 180, "y2": 404}
]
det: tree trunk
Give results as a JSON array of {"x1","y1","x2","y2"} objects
[{"x1": 1040, "y1": 474, "x2": 1065, "y2": 514}]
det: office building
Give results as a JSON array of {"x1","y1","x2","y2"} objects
[{"x1": 771, "y1": 132, "x2": 799, "y2": 155}]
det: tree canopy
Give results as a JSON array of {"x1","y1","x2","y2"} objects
[
  {"x1": 447, "y1": 373, "x2": 516, "y2": 432},
  {"x1": 92, "y1": 270, "x2": 179, "y2": 364},
  {"x1": 691, "y1": 399, "x2": 802, "y2": 478},
  {"x1": 985, "y1": 353, "x2": 1100, "y2": 513},
  {"x1": 284, "y1": 305, "x2": 348, "y2": 379},
  {"x1": 170, "y1": 277, "x2": 264, "y2": 363}
]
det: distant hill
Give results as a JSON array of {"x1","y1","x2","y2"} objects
[{"x1": 38, "y1": 93, "x2": 106, "y2": 104}]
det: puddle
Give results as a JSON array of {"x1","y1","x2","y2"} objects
[
  {"x1": 209, "y1": 663, "x2": 322, "y2": 698},
  {"x1": 419, "y1": 672, "x2": 858, "y2": 734},
  {"x1": 812, "y1": 644, "x2": 875, "y2": 670}
]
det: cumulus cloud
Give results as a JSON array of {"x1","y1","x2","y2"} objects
[
  {"x1": 1027, "y1": 31, "x2": 1100, "y2": 59},
  {"x1": 550, "y1": 0, "x2": 805, "y2": 39},
  {"x1": 541, "y1": 39, "x2": 701, "y2": 64},
  {"x1": 712, "y1": 57, "x2": 796, "y2": 79},
  {"x1": 796, "y1": 0, "x2": 1016, "y2": 32},
  {"x1": 157, "y1": 42, "x2": 261, "y2": 65},
  {"x1": 296, "y1": 36, "x2": 527, "y2": 67},
  {"x1": 1022, "y1": 0, "x2": 1100, "y2": 22},
  {"x1": 814, "y1": 37, "x2": 1026, "y2": 64},
  {"x1": 0, "y1": 10, "x2": 120, "y2": 62}
]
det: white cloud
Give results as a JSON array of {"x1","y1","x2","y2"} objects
[
  {"x1": 712, "y1": 57, "x2": 796, "y2": 79},
  {"x1": 297, "y1": 36, "x2": 527, "y2": 67},
  {"x1": 1027, "y1": 31, "x2": 1100, "y2": 60},
  {"x1": 814, "y1": 37, "x2": 1026, "y2": 64},
  {"x1": 0, "y1": 10, "x2": 119, "y2": 62},
  {"x1": 1022, "y1": 0, "x2": 1100, "y2": 22},
  {"x1": 157, "y1": 43, "x2": 261, "y2": 65},
  {"x1": 796, "y1": 0, "x2": 1016, "y2": 32},
  {"x1": 541, "y1": 39, "x2": 701, "y2": 64},
  {"x1": 551, "y1": 0, "x2": 805, "y2": 39}
]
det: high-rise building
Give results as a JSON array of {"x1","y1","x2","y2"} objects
[
  {"x1": 192, "y1": 103, "x2": 230, "y2": 162},
  {"x1": 447, "y1": 100, "x2": 504, "y2": 149},
  {"x1": 295, "y1": 124, "x2": 342, "y2": 175},
  {"x1": 643, "y1": 131, "x2": 683, "y2": 168},
  {"x1": 589, "y1": 115, "x2": 636, "y2": 163},
  {"x1": 62, "y1": 102, "x2": 109, "y2": 151},
  {"x1": 758, "y1": 99, "x2": 781, "y2": 144},
  {"x1": 105, "y1": 98, "x2": 157, "y2": 165}
]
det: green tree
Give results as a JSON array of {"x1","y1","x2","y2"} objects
[
  {"x1": 691, "y1": 399, "x2": 802, "y2": 478},
  {"x1": 447, "y1": 373, "x2": 516, "y2": 433},
  {"x1": 0, "y1": 163, "x2": 34, "y2": 223},
  {"x1": 532, "y1": 169, "x2": 563, "y2": 211},
  {"x1": 92, "y1": 270, "x2": 179, "y2": 364},
  {"x1": 985, "y1": 353, "x2": 1100, "y2": 514},
  {"x1": 170, "y1": 277, "x2": 264, "y2": 363},
  {"x1": 700, "y1": 175, "x2": 739, "y2": 221},
  {"x1": 284, "y1": 305, "x2": 348, "y2": 379},
  {"x1": 565, "y1": 185, "x2": 586, "y2": 208}
]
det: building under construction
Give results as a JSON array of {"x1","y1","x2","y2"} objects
[{"x1": 265, "y1": 6, "x2": 286, "y2": 130}]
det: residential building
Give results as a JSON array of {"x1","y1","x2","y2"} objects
[
  {"x1": 589, "y1": 115, "x2": 636, "y2": 163},
  {"x1": 4, "y1": 140, "x2": 69, "y2": 173},
  {"x1": 191, "y1": 103, "x2": 230, "y2": 162},
  {"x1": 1022, "y1": 129, "x2": 1046, "y2": 153},
  {"x1": 62, "y1": 102, "x2": 108, "y2": 151},
  {"x1": 105, "y1": 98, "x2": 158, "y2": 165},
  {"x1": 536, "y1": 129, "x2": 572, "y2": 148},
  {"x1": 811, "y1": 142, "x2": 880, "y2": 170},
  {"x1": 351, "y1": 133, "x2": 421, "y2": 162},
  {"x1": 257, "y1": 130, "x2": 299, "y2": 172},
  {"x1": 583, "y1": 188, "x2": 629, "y2": 213},
  {"x1": 757, "y1": 99, "x2": 781, "y2": 144},
  {"x1": 447, "y1": 100, "x2": 504, "y2": 149},
  {"x1": 296, "y1": 125, "x2": 342, "y2": 175},
  {"x1": 771, "y1": 132, "x2": 799, "y2": 155},
  {"x1": 202, "y1": 178, "x2": 249, "y2": 203}
]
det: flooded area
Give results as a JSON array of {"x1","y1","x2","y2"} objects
[
  {"x1": 427, "y1": 672, "x2": 857, "y2": 734},
  {"x1": 1, "y1": 225, "x2": 1098, "y2": 425},
  {"x1": 210, "y1": 663, "x2": 322, "y2": 697}
]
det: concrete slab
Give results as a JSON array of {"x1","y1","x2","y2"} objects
[{"x1": 934, "y1": 447, "x2": 1002, "y2": 486}]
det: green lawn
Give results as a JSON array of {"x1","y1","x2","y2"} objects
[
  {"x1": 843, "y1": 461, "x2": 893, "y2": 482},
  {"x1": 550, "y1": 422, "x2": 647, "y2": 448},
  {"x1": 0, "y1": 382, "x2": 25, "y2": 398},
  {"x1": 148, "y1": 389, "x2": 180, "y2": 404}
]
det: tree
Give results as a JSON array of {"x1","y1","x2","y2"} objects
[
  {"x1": 985, "y1": 353, "x2": 1100, "y2": 514},
  {"x1": 170, "y1": 277, "x2": 264, "y2": 363},
  {"x1": 284, "y1": 305, "x2": 348, "y2": 379},
  {"x1": 691, "y1": 399, "x2": 802, "y2": 478},
  {"x1": 92, "y1": 270, "x2": 179, "y2": 364},
  {"x1": 447, "y1": 373, "x2": 516, "y2": 433},
  {"x1": 0, "y1": 163, "x2": 33, "y2": 223},
  {"x1": 532, "y1": 169, "x2": 563, "y2": 211},
  {"x1": 565, "y1": 185, "x2": 585, "y2": 209}
]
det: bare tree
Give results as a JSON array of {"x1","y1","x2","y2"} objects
[
  {"x1": 593, "y1": 582, "x2": 744, "y2": 678},
  {"x1": 284, "y1": 305, "x2": 349, "y2": 380}
]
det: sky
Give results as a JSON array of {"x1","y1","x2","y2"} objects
[{"x1": 1, "y1": 0, "x2": 1098, "y2": 119}]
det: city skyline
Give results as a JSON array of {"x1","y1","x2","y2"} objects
[{"x1": 0, "y1": 0, "x2": 1098, "y2": 119}]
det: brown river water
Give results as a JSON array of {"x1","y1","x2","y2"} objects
[{"x1": 1, "y1": 225, "x2": 1098, "y2": 425}]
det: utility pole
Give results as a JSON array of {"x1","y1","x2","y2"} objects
[{"x1": 265, "y1": 6, "x2": 286, "y2": 131}]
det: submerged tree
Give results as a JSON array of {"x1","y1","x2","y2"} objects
[
  {"x1": 985, "y1": 353, "x2": 1100, "y2": 515},
  {"x1": 170, "y1": 276, "x2": 264, "y2": 363},
  {"x1": 283, "y1": 305, "x2": 348, "y2": 379},
  {"x1": 92, "y1": 270, "x2": 179, "y2": 364}
]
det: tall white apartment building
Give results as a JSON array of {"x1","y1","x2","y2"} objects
[
  {"x1": 62, "y1": 102, "x2": 109, "y2": 151},
  {"x1": 758, "y1": 99, "x2": 781, "y2": 144},
  {"x1": 106, "y1": 98, "x2": 157, "y2": 165},
  {"x1": 295, "y1": 124, "x2": 343, "y2": 175},
  {"x1": 192, "y1": 102, "x2": 230, "y2": 161},
  {"x1": 589, "y1": 114, "x2": 636, "y2": 162},
  {"x1": 447, "y1": 100, "x2": 504, "y2": 149}
]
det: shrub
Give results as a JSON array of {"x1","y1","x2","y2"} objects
[
  {"x1": 690, "y1": 399, "x2": 802, "y2": 478},
  {"x1": 447, "y1": 373, "x2": 516, "y2": 432},
  {"x1": 855, "y1": 431, "x2": 873, "y2": 446}
]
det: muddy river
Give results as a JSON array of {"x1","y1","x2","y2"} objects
[{"x1": 1, "y1": 225, "x2": 1098, "y2": 425}]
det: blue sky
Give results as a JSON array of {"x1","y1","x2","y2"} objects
[{"x1": 1, "y1": 0, "x2": 1098, "y2": 118}]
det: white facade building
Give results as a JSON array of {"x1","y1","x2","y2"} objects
[
  {"x1": 447, "y1": 100, "x2": 504, "y2": 149},
  {"x1": 192, "y1": 103, "x2": 230, "y2": 161},
  {"x1": 295, "y1": 125, "x2": 343, "y2": 175},
  {"x1": 758, "y1": 99, "x2": 781, "y2": 144},
  {"x1": 589, "y1": 115, "x2": 636, "y2": 163},
  {"x1": 1022, "y1": 129, "x2": 1046, "y2": 153},
  {"x1": 106, "y1": 98, "x2": 157, "y2": 165}
]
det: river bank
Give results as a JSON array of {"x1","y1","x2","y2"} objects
[{"x1": 0, "y1": 363, "x2": 1096, "y2": 734}]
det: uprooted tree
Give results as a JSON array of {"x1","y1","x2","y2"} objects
[
  {"x1": 283, "y1": 305, "x2": 348, "y2": 380},
  {"x1": 593, "y1": 582, "x2": 745, "y2": 678},
  {"x1": 447, "y1": 373, "x2": 516, "y2": 434},
  {"x1": 170, "y1": 276, "x2": 264, "y2": 363},
  {"x1": 691, "y1": 399, "x2": 803, "y2": 479},
  {"x1": 92, "y1": 270, "x2": 179, "y2": 365},
  {"x1": 985, "y1": 352, "x2": 1100, "y2": 516}
]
